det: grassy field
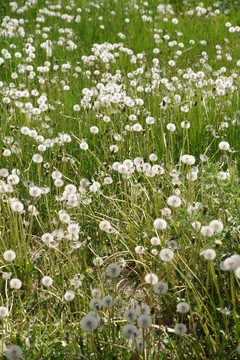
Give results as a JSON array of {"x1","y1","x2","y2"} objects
[{"x1": 0, "y1": 0, "x2": 240, "y2": 359}]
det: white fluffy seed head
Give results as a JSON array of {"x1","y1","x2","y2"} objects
[
  {"x1": 9, "y1": 278, "x2": 22, "y2": 290},
  {"x1": 177, "y1": 302, "x2": 190, "y2": 313},
  {"x1": 3, "y1": 250, "x2": 16, "y2": 262},
  {"x1": 41, "y1": 276, "x2": 53, "y2": 287},
  {"x1": 64, "y1": 290, "x2": 75, "y2": 301},
  {"x1": 209, "y1": 220, "x2": 224, "y2": 233},
  {"x1": 203, "y1": 249, "x2": 216, "y2": 261},
  {"x1": 160, "y1": 248, "x2": 174, "y2": 262},
  {"x1": 145, "y1": 273, "x2": 158, "y2": 285},
  {"x1": 219, "y1": 141, "x2": 230, "y2": 150},
  {"x1": 153, "y1": 218, "x2": 167, "y2": 230},
  {"x1": 0, "y1": 306, "x2": 9, "y2": 318}
]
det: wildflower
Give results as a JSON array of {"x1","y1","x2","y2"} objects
[
  {"x1": 181, "y1": 121, "x2": 190, "y2": 129},
  {"x1": 138, "y1": 315, "x2": 152, "y2": 328},
  {"x1": 64, "y1": 290, "x2": 75, "y2": 302},
  {"x1": 135, "y1": 339, "x2": 146, "y2": 352},
  {"x1": 124, "y1": 309, "x2": 137, "y2": 322},
  {"x1": 80, "y1": 315, "x2": 98, "y2": 333},
  {"x1": 167, "y1": 195, "x2": 181, "y2": 208},
  {"x1": 219, "y1": 141, "x2": 230, "y2": 150},
  {"x1": 181, "y1": 155, "x2": 195, "y2": 165},
  {"x1": 174, "y1": 323, "x2": 187, "y2": 335},
  {"x1": 123, "y1": 324, "x2": 139, "y2": 339},
  {"x1": 153, "y1": 282, "x2": 168, "y2": 295},
  {"x1": 218, "y1": 307, "x2": 231, "y2": 315},
  {"x1": 102, "y1": 296, "x2": 113, "y2": 308},
  {"x1": 151, "y1": 237, "x2": 160, "y2": 246},
  {"x1": 160, "y1": 248, "x2": 174, "y2": 262},
  {"x1": 80, "y1": 141, "x2": 88, "y2": 150},
  {"x1": 11, "y1": 201, "x2": 24, "y2": 213},
  {"x1": 6, "y1": 345, "x2": 23, "y2": 360},
  {"x1": 167, "y1": 123, "x2": 176, "y2": 132},
  {"x1": 41, "y1": 276, "x2": 53, "y2": 287},
  {"x1": 153, "y1": 218, "x2": 167, "y2": 230},
  {"x1": 224, "y1": 256, "x2": 240, "y2": 271},
  {"x1": 200, "y1": 226, "x2": 214, "y2": 237},
  {"x1": 209, "y1": 220, "x2": 224, "y2": 233},
  {"x1": 118, "y1": 164, "x2": 128, "y2": 174},
  {"x1": 3, "y1": 250, "x2": 16, "y2": 262},
  {"x1": 9, "y1": 278, "x2": 22, "y2": 290},
  {"x1": 136, "y1": 303, "x2": 151, "y2": 316},
  {"x1": 145, "y1": 273, "x2": 158, "y2": 285},
  {"x1": 99, "y1": 220, "x2": 111, "y2": 232},
  {"x1": 161, "y1": 208, "x2": 171, "y2": 217},
  {"x1": 7, "y1": 175, "x2": 19, "y2": 185},
  {"x1": 29, "y1": 186, "x2": 41, "y2": 197},
  {"x1": 177, "y1": 302, "x2": 190, "y2": 314},
  {"x1": 89, "y1": 298, "x2": 103, "y2": 311},
  {"x1": 41, "y1": 233, "x2": 54, "y2": 245},
  {"x1": 191, "y1": 221, "x2": 201, "y2": 230},
  {"x1": 235, "y1": 267, "x2": 240, "y2": 279},
  {"x1": 32, "y1": 154, "x2": 43, "y2": 163},
  {"x1": 203, "y1": 249, "x2": 216, "y2": 261},
  {"x1": 168, "y1": 240, "x2": 178, "y2": 250},
  {"x1": 91, "y1": 288, "x2": 102, "y2": 298},
  {"x1": 106, "y1": 263, "x2": 121, "y2": 278},
  {"x1": 135, "y1": 246, "x2": 145, "y2": 255},
  {"x1": 93, "y1": 257, "x2": 104, "y2": 266},
  {"x1": 0, "y1": 306, "x2": 9, "y2": 319}
]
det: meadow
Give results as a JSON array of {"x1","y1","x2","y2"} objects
[{"x1": 0, "y1": 0, "x2": 240, "y2": 359}]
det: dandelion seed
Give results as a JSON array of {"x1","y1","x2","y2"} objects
[
  {"x1": 135, "y1": 246, "x2": 145, "y2": 255},
  {"x1": 181, "y1": 154, "x2": 195, "y2": 165},
  {"x1": 89, "y1": 298, "x2": 103, "y2": 311},
  {"x1": 200, "y1": 226, "x2": 214, "y2": 237},
  {"x1": 167, "y1": 123, "x2": 176, "y2": 132},
  {"x1": 64, "y1": 290, "x2": 75, "y2": 302},
  {"x1": 138, "y1": 315, "x2": 152, "y2": 328},
  {"x1": 3, "y1": 250, "x2": 16, "y2": 262},
  {"x1": 177, "y1": 302, "x2": 190, "y2": 314},
  {"x1": 6, "y1": 345, "x2": 23, "y2": 360},
  {"x1": 0, "y1": 306, "x2": 9, "y2": 319},
  {"x1": 9, "y1": 278, "x2": 22, "y2": 290},
  {"x1": 91, "y1": 288, "x2": 102, "y2": 298},
  {"x1": 235, "y1": 267, "x2": 240, "y2": 279},
  {"x1": 29, "y1": 186, "x2": 41, "y2": 197},
  {"x1": 167, "y1": 195, "x2": 181, "y2": 208},
  {"x1": 219, "y1": 141, "x2": 230, "y2": 150},
  {"x1": 80, "y1": 315, "x2": 98, "y2": 333},
  {"x1": 160, "y1": 248, "x2": 174, "y2": 262},
  {"x1": 11, "y1": 201, "x2": 24, "y2": 213},
  {"x1": 102, "y1": 295, "x2": 113, "y2": 308},
  {"x1": 124, "y1": 309, "x2": 137, "y2": 322},
  {"x1": 174, "y1": 323, "x2": 187, "y2": 335},
  {"x1": 123, "y1": 324, "x2": 139, "y2": 339},
  {"x1": 32, "y1": 154, "x2": 43, "y2": 163},
  {"x1": 209, "y1": 220, "x2": 224, "y2": 233},
  {"x1": 153, "y1": 218, "x2": 167, "y2": 230},
  {"x1": 203, "y1": 249, "x2": 216, "y2": 261},
  {"x1": 99, "y1": 220, "x2": 111, "y2": 232},
  {"x1": 106, "y1": 263, "x2": 121, "y2": 278},
  {"x1": 153, "y1": 281, "x2": 168, "y2": 295},
  {"x1": 41, "y1": 276, "x2": 53, "y2": 287},
  {"x1": 145, "y1": 273, "x2": 158, "y2": 285},
  {"x1": 151, "y1": 237, "x2": 160, "y2": 246},
  {"x1": 93, "y1": 257, "x2": 104, "y2": 266}
]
